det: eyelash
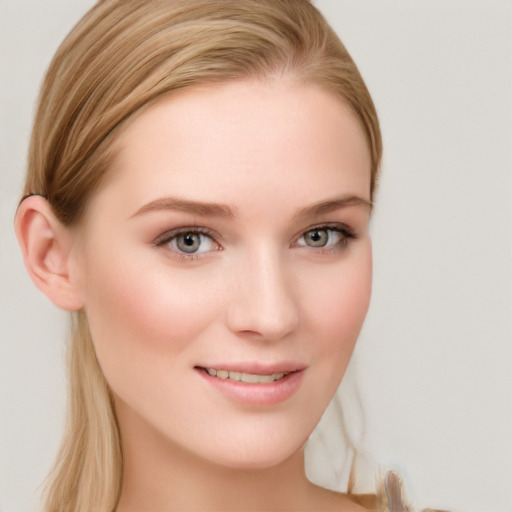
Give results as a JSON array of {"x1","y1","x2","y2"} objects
[
  {"x1": 294, "y1": 223, "x2": 356, "y2": 253},
  {"x1": 153, "y1": 227, "x2": 221, "y2": 261},
  {"x1": 152, "y1": 223, "x2": 356, "y2": 260}
]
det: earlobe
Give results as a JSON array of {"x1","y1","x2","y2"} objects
[{"x1": 14, "y1": 195, "x2": 84, "y2": 311}]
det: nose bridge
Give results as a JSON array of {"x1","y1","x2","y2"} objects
[{"x1": 226, "y1": 244, "x2": 299, "y2": 340}]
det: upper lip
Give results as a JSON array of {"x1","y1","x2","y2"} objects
[{"x1": 195, "y1": 362, "x2": 307, "y2": 375}]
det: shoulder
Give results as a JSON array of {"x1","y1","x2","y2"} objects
[
  {"x1": 308, "y1": 472, "x2": 448, "y2": 511},
  {"x1": 348, "y1": 493, "x2": 378, "y2": 510},
  {"x1": 308, "y1": 484, "x2": 377, "y2": 511}
]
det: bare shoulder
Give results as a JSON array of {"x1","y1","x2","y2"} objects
[{"x1": 308, "y1": 484, "x2": 377, "y2": 511}]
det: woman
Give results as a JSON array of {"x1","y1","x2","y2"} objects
[
  {"x1": 14, "y1": 1, "x2": 384, "y2": 510},
  {"x1": 11, "y1": 1, "x2": 486, "y2": 511}
]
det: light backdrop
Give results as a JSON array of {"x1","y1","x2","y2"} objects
[{"x1": 1, "y1": 1, "x2": 511, "y2": 511}]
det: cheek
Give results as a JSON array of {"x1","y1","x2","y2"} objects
[
  {"x1": 79, "y1": 253, "x2": 222, "y2": 390},
  {"x1": 303, "y1": 243, "x2": 372, "y2": 372}
]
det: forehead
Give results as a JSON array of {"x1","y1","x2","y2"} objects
[{"x1": 91, "y1": 79, "x2": 371, "y2": 218}]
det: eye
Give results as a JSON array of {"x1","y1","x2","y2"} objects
[
  {"x1": 170, "y1": 231, "x2": 217, "y2": 254},
  {"x1": 296, "y1": 225, "x2": 352, "y2": 250},
  {"x1": 154, "y1": 228, "x2": 219, "y2": 256},
  {"x1": 303, "y1": 229, "x2": 331, "y2": 248}
]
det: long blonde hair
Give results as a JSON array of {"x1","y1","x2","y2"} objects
[{"x1": 23, "y1": 1, "x2": 382, "y2": 510}]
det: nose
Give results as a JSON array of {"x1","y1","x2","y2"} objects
[{"x1": 225, "y1": 248, "x2": 299, "y2": 341}]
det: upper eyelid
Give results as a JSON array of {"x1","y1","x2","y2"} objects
[
  {"x1": 290, "y1": 222, "x2": 355, "y2": 244},
  {"x1": 152, "y1": 226, "x2": 220, "y2": 247},
  {"x1": 303, "y1": 222, "x2": 354, "y2": 233},
  {"x1": 152, "y1": 222, "x2": 356, "y2": 247}
]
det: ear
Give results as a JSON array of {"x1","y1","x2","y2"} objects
[{"x1": 14, "y1": 195, "x2": 84, "y2": 311}]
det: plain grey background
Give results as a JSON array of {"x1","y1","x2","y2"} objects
[{"x1": 1, "y1": 1, "x2": 511, "y2": 511}]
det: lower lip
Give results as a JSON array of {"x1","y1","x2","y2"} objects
[{"x1": 196, "y1": 368, "x2": 305, "y2": 406}]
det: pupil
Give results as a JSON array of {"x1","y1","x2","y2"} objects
[
  {"x1": 177, "y1": 232, "x2": 200, "y2": 253},
  {"x1": 307, "y1": 229, "x2": 328, "y2": 247}
]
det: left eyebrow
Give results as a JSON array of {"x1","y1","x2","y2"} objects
[{"x1": 294, "y1": 195, "x2": 373, "y2": 220}]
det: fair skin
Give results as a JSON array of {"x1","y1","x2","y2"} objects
[{"x1": 16, "y1": 79, "x2": 372, "y2": 511}]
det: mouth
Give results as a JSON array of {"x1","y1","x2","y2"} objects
[
  {"x1": 195, "y1": 365, "x2": 305, "y2": 406},
  {"x1": 197, "y1": 367, "x2": 292, "y2": 384}
]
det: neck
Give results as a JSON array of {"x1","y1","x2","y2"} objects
[{"x1": 115, "y1": 404, "x2": 317, "y2": 512}]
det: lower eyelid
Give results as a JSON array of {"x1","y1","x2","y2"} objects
[
  {"x1": 296, "y1": 226, "x2": 354, "y2": 246},
  {"x1": 174, "y1": 233, "x2": 218, "y2": 253},
  {"x1": 153, "y1": 225, "x2": 356, "y2": 254}
]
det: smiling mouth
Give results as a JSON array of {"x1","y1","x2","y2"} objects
[{"x1": 197, "y1": 367, "x2": 292, "y2": 384}]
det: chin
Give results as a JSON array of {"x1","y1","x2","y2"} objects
[
  {"x1": 191, "y1": 423, "x2": 311, "y2": 472},
  {"x1": 210, "y1": 448, "x2": 300, "y2": 472}
]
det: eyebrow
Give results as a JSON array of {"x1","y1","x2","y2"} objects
[
  {"x1": 294, "y1": 195, "x2": 373, "y2": 220},
  {"x1": 130, "y1": 194, "x2": 371, "y2": 220},
  {"x1": 131, "y1": 197, "x2": 238, "y2": 219}
]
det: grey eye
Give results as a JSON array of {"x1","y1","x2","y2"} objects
[
  {"x1": 303, "y1": 229, "x2": 329, "y2": 247},
  {"x1": 296, "y1": 227, "x2": 348, "y2": 250},
  {"x1": 176, "y1": 232, "x2": 203, "y2": 253},
  {"x1": 155, "y1": 228, "x2": 219, "y2": 257}
]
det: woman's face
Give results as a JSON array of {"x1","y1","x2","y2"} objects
[{"x1": 70, "y1": 79, "x2": 372, "y2": 469}]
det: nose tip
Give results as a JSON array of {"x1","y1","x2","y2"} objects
[{"x1": 225, "y1": 257, "x2": 299, "y2": 341}]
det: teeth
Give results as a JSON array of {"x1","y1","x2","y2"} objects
[
  {"x1": 217, "y1": 370, "x2": 229, "y2": 379},
  {"x1": 204, "y1": 368, "x2": 288, "y2": 383}
]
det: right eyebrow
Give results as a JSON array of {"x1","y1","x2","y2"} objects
[{"x1": 129, "y1": 196, "x2": 238, "y2": 219}]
